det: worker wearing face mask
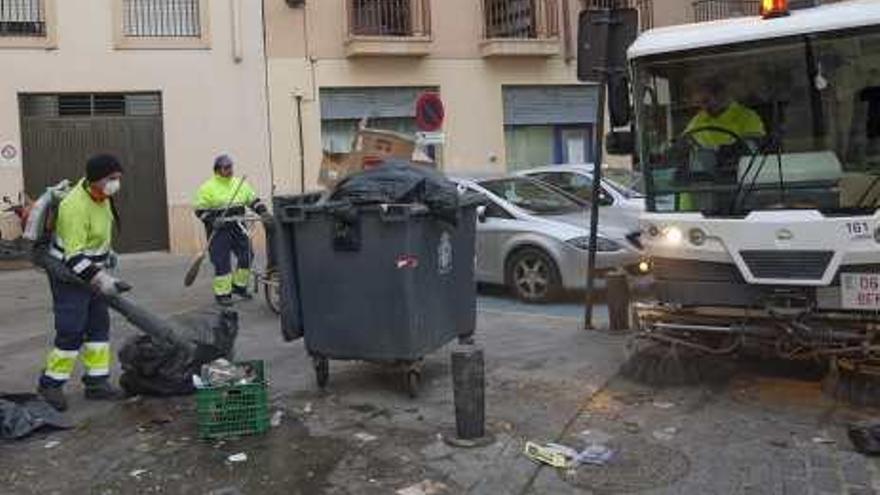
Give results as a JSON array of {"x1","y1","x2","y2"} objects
[{"x1": 38, "y1": 154, "x2": 130, "y2": 411}]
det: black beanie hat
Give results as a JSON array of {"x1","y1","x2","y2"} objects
[{"x1": 86, "y1": 154, "x2": 123, "y2": 182}]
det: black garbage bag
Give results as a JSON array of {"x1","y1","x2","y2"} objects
[
  {"x1": 330, "y1": 159, "x2": 461, "y2": 225},
  {"x1": 118, "y1": 308, "x2": 238, "y2": 397},
  {"x1": 0, "y1": 393, "x2": 71, "y2": 440},
  {"x1": 849, "y1": 421, "x2": 880, "y2": 455}
]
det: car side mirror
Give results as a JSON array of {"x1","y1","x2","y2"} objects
[{"x1": 476, "y1": 205, "x2": 487, "y2": 223}]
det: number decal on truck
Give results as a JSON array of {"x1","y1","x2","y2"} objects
[{"x1": 845, "y1": 221, "x2": 871, "y2": 240}]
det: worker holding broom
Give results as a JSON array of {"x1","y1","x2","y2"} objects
[
  {"x1": 194, "y1": 154, "x2": 271, "y2": 306},
  {"x1": 38, "y1": 154, "x2": 130, "y2": 411}
]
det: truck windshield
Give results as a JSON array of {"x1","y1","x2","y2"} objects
[{"x1": 634, "y1": 27, "x2": 880, "y2": 215}]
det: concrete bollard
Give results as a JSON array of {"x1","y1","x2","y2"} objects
[
  {"x1": 607, "y1": 271, "x2": 630, "y2": 331},
  {"x1": 451, "y1": 345, "x2": 486, "y2": 441}
]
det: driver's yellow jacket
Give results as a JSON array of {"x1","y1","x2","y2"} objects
[
  {"x1": 678, "y1": 102, "x2": 765, "y2": 211},
  {"x1": 684, "y1": 101, "x2": 766, "y2": 148}
]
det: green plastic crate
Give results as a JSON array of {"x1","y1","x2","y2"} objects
[{"x1": 196, "y1": 360, "x2": 269, "y2": 440}]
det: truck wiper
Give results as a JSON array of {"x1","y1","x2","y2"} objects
[
  {"x1": 729, "y1": 134, "x2": 783, "y2": 214},
  {"x1": 856, "y1": 174, "x2": 880, "y2": 207}
]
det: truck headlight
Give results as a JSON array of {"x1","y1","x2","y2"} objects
[
  {"x1": 567, "y1": 236, "x2": 622, "y2": 252},
  {"x1": 662, "y1": 226, "x2": 683, "y2": 245}
]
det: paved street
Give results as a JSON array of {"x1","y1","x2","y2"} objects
[{"x1": 0, "y1": 254, "x2": 879, "y2": 494}]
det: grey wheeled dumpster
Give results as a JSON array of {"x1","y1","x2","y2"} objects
[{"x1": 273, "y1": 197, "x2": 477, "y2": 397}]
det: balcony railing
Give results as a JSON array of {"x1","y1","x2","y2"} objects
[
  {"x1": 347, "y1": 0, "x2": 431, "y2": 38},
  {"x1": 482, "y1": 0, "x2": 559, "y2": 40},
  {"x1": 0, "y1": 0, "x2": 46, "y2": 37},
  {"x1": 588, "y1": 0, "x2": 654, "y2": 31},
  {"x1": 692, "y1": 0, "x2": 759, "y2": 22}
]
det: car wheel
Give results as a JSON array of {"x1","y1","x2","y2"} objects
[{"x1": 506, "y1": 248, "x2": 561, "y2": 303}]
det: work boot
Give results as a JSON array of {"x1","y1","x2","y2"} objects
[
  {"x1": 215, "y1": 294, "x2": 234, "y2": 307},
  {"x1": 232, "y1": 285, "x2": 253, "y2": 300},
  {"x1": 83, "y1": 377, "x2": 124, "y2": 401},
  {"x1": 38, "y1": 385, "x2": 68, "y2": 412}
]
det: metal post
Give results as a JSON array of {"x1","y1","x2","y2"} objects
[
  {"x1": 584, "y1": 78, "x2": 607, "y2": 330},
  {"x1": 451, "y1": 346, "x2": 485, "y2": 439},
  {"x1": 607, "y1": 270, "x2": 630, "y2": 331}
]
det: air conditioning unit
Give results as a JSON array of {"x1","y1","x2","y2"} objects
[{"x1": 285, "y1": 0, "x2": 305, "y2": 7}]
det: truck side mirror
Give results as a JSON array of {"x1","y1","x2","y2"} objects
[
  {"x1": 606, "y1": 131, "x2": 634, "y2": 155},
  {"x1": 476, "y1": 205, "x2": 487, "y2": 223}
]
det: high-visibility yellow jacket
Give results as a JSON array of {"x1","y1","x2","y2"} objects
[
  {"x1": 684, "y1": 102, "x2": 766, "y2": 147},
  {"x1": 51, "y1": 178, "x2": 113, "y2": 281},
  {"x1": 194, "y1": 175, "x2": 266, "y2": 226}
]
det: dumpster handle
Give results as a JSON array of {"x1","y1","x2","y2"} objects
[
  {"x1": 379, "y1": 204, "x2": 412, "y2": 222},
  {"x1": 280, "y1": 205, "x2": 307, "y2": 223}
]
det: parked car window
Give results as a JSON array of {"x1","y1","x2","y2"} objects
[
  {"x1": 479, "y1": 178, "x2": 583, "y2": 216},
  {"x1": 529, "y1": 172, "x2": 614, "y2": 206}
]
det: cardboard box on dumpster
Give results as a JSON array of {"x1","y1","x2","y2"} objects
[
  {"x1": 319, "y1": 127, "x2": 427, "y2": 188},
  {"x1": 358, "y1": 128, "x2": 416, "y2": 158}
]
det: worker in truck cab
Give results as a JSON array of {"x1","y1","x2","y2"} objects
[
  {"x1": 194, "y1": 154, "x2": 270, "y2": 307},
  {"x1": 677, "y1": 77, "x2": 767, "y2": 211},
  {"x1": 38, "y1": 154, "x2": 130, "y2": 412},
  {"x1": 685, "y1": 77, "x2": 766, "y2": 146}
]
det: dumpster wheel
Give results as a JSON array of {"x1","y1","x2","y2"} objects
[
  {"x1": 314, "y1": 356, "x2": 329, "y2": 389},
  {"x1": 405, "y1": 369, "x2": 421, "y2": 399}
]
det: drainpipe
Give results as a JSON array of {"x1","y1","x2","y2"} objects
[
  {"x1": 295, "y1": 93, "x2": 306, "y2": 193},
  {"x1": 230, "y1": 0, "x2": 243, "y2": 63},
  {"x1": 260, "y1": 0, "x2": 276, "y2": 194},
  {"x1": 562, "y1": 0, "x2": 574, "y2": 64}
]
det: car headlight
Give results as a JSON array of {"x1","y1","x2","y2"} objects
[
  {"x1": 567, "y1": 236, "x2": 622, "y2": 252},
  {"x1": 662, "y1": 226, "x2": 683, "y2": 245}
]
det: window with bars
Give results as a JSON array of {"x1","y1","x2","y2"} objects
[
  {"x1": 483, "y1": 0, "x2": 558, "y2": 40},
  {"x1": 122, "y1": 0, "x2": 201, "y2": 38},
  {"x1": 0, "y1": 0, "x2": 46, "y2": 37}
]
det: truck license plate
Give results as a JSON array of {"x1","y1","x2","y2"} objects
[{"x1": 841, "y1": 273, "x2": 880, "y2": 310}]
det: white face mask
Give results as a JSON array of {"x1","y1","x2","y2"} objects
[{"x1": 103, "y1": 179, "x2": 121, "y2": 196}]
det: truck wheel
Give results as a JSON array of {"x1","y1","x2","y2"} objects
[{"x1": 506, "y1": 248, "x2": 561, "y2": 303}]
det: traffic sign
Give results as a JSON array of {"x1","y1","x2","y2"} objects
[
  {"x1": 415, "y1": 92, "x2": 445, "y2": 132},
  {"x1": 416, "y1": 131, "x2": 445, "y2": 145}
]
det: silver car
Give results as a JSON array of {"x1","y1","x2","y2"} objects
[{"x1": 454, "y1": 176, "x2": 643, "y2": 303}]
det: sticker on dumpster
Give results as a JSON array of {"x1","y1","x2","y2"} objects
[
  {"x1": 397, "y1": 255, "x2": 419, "y2": 269},
  {"x1": 438, "y1": 232, "x2": 453, "y2": 275}
]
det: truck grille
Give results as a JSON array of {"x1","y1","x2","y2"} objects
[{"x1": 740, "y1": 250, "x2": 833, "y2": 280}]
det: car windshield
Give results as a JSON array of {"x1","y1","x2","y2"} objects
[
  {"x1": 479, "y1": 178, "x2": 583, "y2": 215},
  {"x1": 602, "y1": 169, "x2": 645, "y2": 197},
  {"x1": 634, "y1": 27, "x2": 880, "y2": 215}
]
